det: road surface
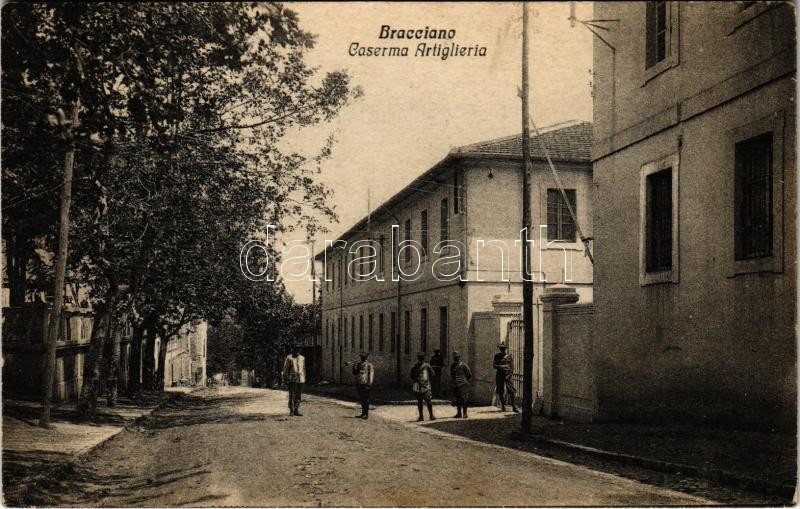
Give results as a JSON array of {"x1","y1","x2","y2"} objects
[{"x1": 39, "y1": 387, "x2": 713, "y2": 506}]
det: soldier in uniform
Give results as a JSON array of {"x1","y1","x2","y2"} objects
[
  {"x1": 352, "y1": 352, "x2": 375, "y2": 419},
  {"x1": 493, "y1": 343, "x2": 518, "y2": 413},
  {"x1": 282, "y1": 344, "x2": 306, "y2": 416},
  {"x1": 410, "y1": 352, "x2": 436, "y2": 422},
  {"x1": 450, "y1": 351, "x2": 472, "y2": 418}
]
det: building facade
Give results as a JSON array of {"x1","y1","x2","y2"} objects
[
  {"x1": 317, "y1": 122, "x2": 593, "y2": 402},
  {"x1": 592, "y1": 2, "x2": 795, "y2": 429},
  {"x1": 162, "y1": 320, "x2": 208, "y2": 387}
]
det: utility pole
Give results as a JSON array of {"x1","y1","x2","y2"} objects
[
  {"x1": 310, "y1": 240, "x2": 318, "y2": 384},
  {"x1": 520, "y1": 1, "x2": 535, "y2": 435},
  {"x1": 39, "y1": 97, "x2": 81, "y2": 429}
]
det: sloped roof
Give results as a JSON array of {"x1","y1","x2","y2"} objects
[
  {"x1": 314, "y1": 121, "x2": 592, "y2": 260},
  {"x1": 451, "y1": 120, "x2": 592, "y2": 163}
]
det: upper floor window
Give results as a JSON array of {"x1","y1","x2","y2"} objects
[
  {"x1": 735, "y1": 132, "x2": 773, "y2": 260},
  {"x1": 420, "y1": 210, "x2": 428, "y2": 256},
  {"x1": 643, "y1": 1, "x2": 679, "y2": 82},
  {"x1": 453, "y1": 170, "x2": 461, "y2": 214},
  {"x1": 440, "y1": 198, "x2": 449, "y2": 244},
  {"x1": 646, "y1": 1, "x2": 668, "y2": 69},
  {"x1": 404, "y1": 219, "x2": 412, "y2": 263},
  {"x1": 547, "y1": 189, "x2": 577, "y2": 242}
]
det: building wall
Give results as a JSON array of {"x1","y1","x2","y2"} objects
[{"x1": 592, "y1": 2, "x2": 796, "y2": 430}]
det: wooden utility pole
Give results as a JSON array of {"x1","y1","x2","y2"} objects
[
  {"x1": 520, "y1": 1, "x2": 535, "y2": 435},
  {"x1": 39, "y1": 98, "x2": 80, "y2": 428}
]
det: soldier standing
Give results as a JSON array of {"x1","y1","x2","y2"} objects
[
  {"x1": 450, "y1": 351, "x2": 472, "y2": 418},
  {"x1": 493, "y1": 343, "x2": 518, "y2": 413},
  {"x1": 352, "y1": 352, "x2": 375, "y2": 419},
  {"x1": 410, "y1": 352, "x2": 436, "y2": 422},
  {"x1": 282, "y1": 344, "x2": 306, "y2": 416}
]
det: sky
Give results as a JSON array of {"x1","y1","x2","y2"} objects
[{"x1": 275, "y1": 2, "x2": 594, "y2": 303}]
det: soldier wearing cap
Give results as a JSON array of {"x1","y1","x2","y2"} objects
[
  {"x1": 282, "y1": 344, "x2": 306, "y2": 416},
  {"x1": 450, "y1": 351, "x2": 472, "y2": 418},
  {"x1": 352, "y1": 351, "x2": 375, "y2": 419},
  {"x1": 410, "y1": 352, "x2": 436, "y2": 422},
  {"x1": 493, "y1": 343, "x2": 518, "y2": 413}
]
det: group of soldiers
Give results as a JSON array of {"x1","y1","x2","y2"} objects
[
  {"x1": 282, "y1": 343, "x2": 519, "y2": 419},
  {"x1": 349, "y1": 343, "x2": 518, "y2": 421}
]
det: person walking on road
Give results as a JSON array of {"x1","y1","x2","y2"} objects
[
  {"x1": 493, "y1": 343, "x2": 518, "y2": 413},
  {"x1": 282, "y1": 345, "x2": 306, "y2": 416},
  {"x1": 450, "y1": 351, "x2": 472, "y2": 418},
  {"x1": 429, "y1": 349, "x2": 445, "y2": 397},
  {"x1": 410, "y1": 352, "x2": 436, "y2": 422},
  {"x1": 353, "y1": 352, "x2": 375, "y2": 419}
]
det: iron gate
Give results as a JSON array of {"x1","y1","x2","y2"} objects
[{"x1": 504, "y1": 315, "x2": 524, "y2": 404}]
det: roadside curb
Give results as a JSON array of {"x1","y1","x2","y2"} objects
[
  {"x1": 3, "y1": 391, "x2": 181, "y2": 506},
  {"x1": 304, "y1": 387, "x2": 449, "y2": 406},
  {"x1": 521, "y1": 433, "x2": 796, "y2": 498}
]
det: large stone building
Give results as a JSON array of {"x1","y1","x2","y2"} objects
[
  {"x1": 316, "y1": 122, "x2": 593, "y2": 402},
  {"x1": 591, "y1": 2, "x2": 795, "y2": 429}
]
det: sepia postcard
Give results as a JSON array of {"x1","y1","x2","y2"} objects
[{"x1": 1, "y1": 1, "x2": 796, "y2": 507}]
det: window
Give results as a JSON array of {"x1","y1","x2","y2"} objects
[
  {"x1": 646, "y1": 169, "x2": 673, "y2": 273},
  {"x1": 390, "y1": 311, "x2": 396, "y2": 353},
  {"x1": 440, "y1": 198, "x2": 449, "y2": 244},
  {"x1": 404, "y1": 310, "x2": 411, "y2": 354},
  {"x1": 379, "y1": 234, "x2": 385, "y2": 274},
  {"x1": 337, "y1": 317, "x2": 341, "y2": 349},
  {"x1": 453, "y1": 170, "x2": 461, "y2": 214},
  {"x1": 646, "y1": 1, "x2": 668, "y2": 69},
  {"x1": 348, "y1": 316, "x2": 353, "y2": 351},
  {"x1": 343, "y1": 316, "x2": 348, "y2": 351},
  {"x1": 439, "y1": 306, "x2": 448, "y2": 355},
  {"x1": 547, "y1": 189, "x2": 577, "y2": 242},
  {"x1": 644, "y1": 1, "x2": 679, "y2": 82},
  {"x1": 343, "y1": 254, "x2": 348, "y2": 286},
  {"x1": 639, "y1": 153, "x2": 679, "y2": 285},
  {"x1": 420, "y1": 210, "x2": 428, "y2": 256},
  {"x1": 359, "y1": 315, "x2": 364, "y2": 351},
  {"x1": 420, "y1": 308, "x2": 428, "y2": 353},
  {"x1": 368, "y1": 314, "x2": 374, "y2": 352},
  {"x1": 735, "y1": 133, "x2": 773, "y2": 260},
  {"x1": 379, "y1": 313, "x2": 385, "y2": 351},
  {"x1": 404, "y1": 219, "x2": 412, "y2": 263}
]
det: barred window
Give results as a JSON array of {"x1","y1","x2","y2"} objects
[
  {"x1": 735, "y1": 133, "x2": 773, "y2": 260},
  {"x1": 359, "y1": 315, "x2": 364, "y2": 351},
  {"x1": 547, "y1": 189, "x2": 577, "y2": 242},
  {"x1": 645, "y1": 169, "x2": 673, "y2": 272}
]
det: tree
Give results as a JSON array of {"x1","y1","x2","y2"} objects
[{"x1": 2, "y1": 3, "x2": 359, "y2": 418}]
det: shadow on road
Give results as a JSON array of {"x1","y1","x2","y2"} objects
[{"x1": 427, "y1": 415, "x2": 787, "y2": 505}]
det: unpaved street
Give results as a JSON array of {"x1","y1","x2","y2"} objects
[{"x1": 36, "y1": 387, "x2": 709, "y2": 507}]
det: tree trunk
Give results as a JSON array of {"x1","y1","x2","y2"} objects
[
  {"x1": 156, "y1": 330, "x2": 169, "y2": 391},
  {"x1": 77, "y1": 300, "x2": 112, "y2": 418},
  {"x1": 106, "y1": 320, "x2": 122, "y2": 407},
  {"x1": 8, "y1": 228, "x2": 28, "y2": 307},
  {"x1": 127, "y1": 322, "x2": 145, "y2": 398},
  {"x1": 142, "y1": 317, "x2": 158, "y2": 390},
  {"x1": 39, "y1": 98, "x2": 80, "y2": 429}
]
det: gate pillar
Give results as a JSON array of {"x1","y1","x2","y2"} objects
[{"x1": 540, "y1": 285, "x2": 579, "y2": 417}]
